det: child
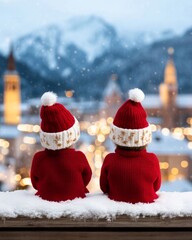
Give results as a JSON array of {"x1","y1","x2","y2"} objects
[
  {"x1": 100, "y1": 88, "x2": 161, "y2": 203},
  {"x1": 30, "y1": 92, "x2": 92, "y2": 202}
]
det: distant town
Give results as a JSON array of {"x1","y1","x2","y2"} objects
[{"x1": 0, "y1": 47, "x2": 192, "y2": 192}]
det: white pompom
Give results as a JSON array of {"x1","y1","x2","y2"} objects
[
  {"x1": 41, "y1": 92, "x2": 57, "y2": 106},
  {"x1": 128, "y1": 88, "x2": 145, "y2": 102}
]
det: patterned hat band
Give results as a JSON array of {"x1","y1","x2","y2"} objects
[
  {"x1": 109, "y1": 124, "x2": 152, "y2": 147},
  {"x1": 40, "y1": 117, "x2": 80, "y2": 150}
]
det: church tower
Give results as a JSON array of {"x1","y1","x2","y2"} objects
[
  {"x1": 3, "y1": 47, "x2": 21, "y2": 125},
  {"x1": 159, "y1": 47, "x2": 178, "y2": 128},
  {"x1": 101, "y1": 74, "x2": 123, "y2": 118}
]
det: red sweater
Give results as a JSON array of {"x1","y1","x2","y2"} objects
[
  {"x1": 30, "y1": 148, "x2": 92, "y2": 202},
  {"x1": 100, "y1": 148, "x2": 161, "y2": 203}
]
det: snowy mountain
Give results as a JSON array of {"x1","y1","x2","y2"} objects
[
  {"x1": 11, "y1": 16, "x2": 127, "y2": 99},
  {"x1": 1, "y1": 16, "x2": 192, "y2": 101},
  {"x1": 120, "y1": 29, "x2": 176, "y2": 48},
  {"x1": 14, "y1": 16, "x2": 119, "y2": 75},
  {"x1": 14, "y1": 16, "x2": 177, "y2": 72}
]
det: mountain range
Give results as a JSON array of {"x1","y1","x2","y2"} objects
[{"x1": 0, "y1": 16, "x2": 192, "y2": 102}]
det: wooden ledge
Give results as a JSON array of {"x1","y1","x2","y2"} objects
[
  {"x1": 0, "y1": 216, "x2": 192, "y2": 240},
  {"x1": 0, "y1": 215, "x2": 192, "y2": 228}
]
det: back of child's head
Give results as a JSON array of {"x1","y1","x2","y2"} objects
[
  {"x1": 40, "y1": 92, "x2": 80, "y2": 150},
  {"x1": 110, "y1": 88, "x2": 152, "y2": 148}
]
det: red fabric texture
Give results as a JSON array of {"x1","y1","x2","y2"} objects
[
  {"x1": 100, "y1": 148, "x2": 161, "y2": 203},
  {"x1": 30, "y1": 148, "x2": 92, "y2": 202},
  {"x1": 40, "y1": 103, "x2": 75, "y2": 133},
  {"x1": 113, "y1": 100, "x2": 149, "y2": 129}
]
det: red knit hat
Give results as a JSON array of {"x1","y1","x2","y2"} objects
[
  {"x1": 40, "y1": 92, "x2": 80, "y2": 150},
  {"x1": 110, "y1": 88, "x2": 152, "y2": 147}
]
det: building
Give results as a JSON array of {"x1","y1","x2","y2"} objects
[
  {"x1": 100, "y1": 74, "x2": 123, "y2": 119},
  {"x1": 144, "y1": 48, "x2": 192, "y2": 130},
  {"x1": 3, "y1": 47, "x2": 21, "y2": 125},
  {"x1": 0, "y1": 48, "x2": 34, "y2": 189},
  {"x1": 148, "y1": 130, "x2": 192, "y2": 182}
]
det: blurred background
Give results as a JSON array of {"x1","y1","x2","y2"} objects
[{"x1": 0, "y1": 0, "x2": 192, "y2": 192}]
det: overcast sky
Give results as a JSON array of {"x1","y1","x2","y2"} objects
[{"x1": 0, "y1": 0, "x2": 192, "y2": 51}]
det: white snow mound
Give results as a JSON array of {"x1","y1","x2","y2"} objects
[{"x1": 0, "y1": 190, "x2": 192, "y2": 219}]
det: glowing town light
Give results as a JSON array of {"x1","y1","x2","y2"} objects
[
  {"x1": 95, "y1": 149, "x2": 102, "y2": 156},
  {"x1": 17, "y1": 124, "x2": 34, "y2": 132},
  {"x1": 95, "y1": 140, "x2": 101, "y2": 146},
  {"x1": 172, "y1": 130, "x2": 184, "y2": 140},
  {"x1": 17, "y1": 124, "x2": 24, "y2": 131},
  {"x1": 33, "y1": 125, "x2": 40, "y2": 132},
  {"x1": 168, "y1": 174, "x2": 176, "y2": 181},
  {"x1": 163, "y1": 162, "x2": 169, "y2": 169},
  {"x1": 87, "y1": 145, "x2": 95, "y2": 152},
  {"x1": 19, "y1": 144, "x2": 27, "y2": 151},
  {"x1": 15, "y1": 174, "x2": 21, "y2": 182},
  {"x1": 186, "y1": 118, "x2": 192, "y2": 126},
  {"x1": 0, "y1": 139, "x2": 10, "y2": 148},
  {"x1": 101, "y1": 125, "x2": 110, "y2": 135},
  {"x1": 184, "y1": 127, "x2": 192, "y2": 135},
  {"x1": 99, "y1": 146, "x2": 105, "y2": 151},
  {"x1": 173, "y1": 127, "x2": 183, "y2": 134},
  {"x1": 0, "y1": 139, "x2": 9, "y2": 148},
  {"x1": 187, "y1": 118, "x2": 191, "y2": 125},
  {"x1": 160, "y1": 162, "x2": 169, "y2": 170},
  {"x1": 3, "y1": 141, "x2": 9, "y2": 148},
  {"x1": 172, "y1": 128, "x2": 184, "y2": 140},
  {"x1": 160, "y1": 162, "x2": 163, "y2": 169},
  {"x1": 65, "y1": 90, "x2": 74, "y2": 98},
  {"x1": 161, "y1": 128, "x2": 170, "y2": 136},
  {"x1": 107, "y1": 117, "x2": 113, "y2": 124},
  {"x1": 171, "y1": 168, "x2": 179, "y2": 175},
  {"x1": 150, "y1": 124, "x2": 157, "y2": 132},
  {"x1": 187, "y1": 142, "x2": 192, "y2": 149},
  {"x1": 20, "y1": 177, "x2": 32, "y2": 186},
  {"x1": 2, "y1": 148, "x2": 9, "y2": 155},
  {"x1": 87, "y1": 125, "x2": 99, "y2": 136},
  {"x1": 23, "y1": 136, "x2": 36, "y2": 145},
  {"x1": 97, "y1": 134, "x2": 105, "y2": 143},
  {"x1": 99, "y1": 118, "x2": 106, "y2": 127},
  {"x1": 181, "y1": 160, "x2": 188, "y2": 168}
]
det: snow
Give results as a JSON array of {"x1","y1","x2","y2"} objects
[
  {"x1": 142, "y1": 95, "x2": 161, "y2": 108},
  {"x1": 161, "y1": 180, "x2": 192, "y2": 192},
  {"x1": 0, "y1": 190, "x2": 192, "y2": 219},
  {"x1": 148, "y1": 130, "x2": 191, "y2": 154},
  {"x1": 143, "y1": 94, "x2": 192, "y2": 109},
  {"x1": 61, "y1": 16, "x2": 114, "y2": 62},
  {"x1": 177, "y1": 95, "x2": 192, "y2": 108},
  {"x1": 0, "y1": 125, "x2": 20, "y2": 139}
]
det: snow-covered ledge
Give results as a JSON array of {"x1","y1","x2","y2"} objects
[{"x1": 0, "y1": 190, "x2": 192, "y2": 227}]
